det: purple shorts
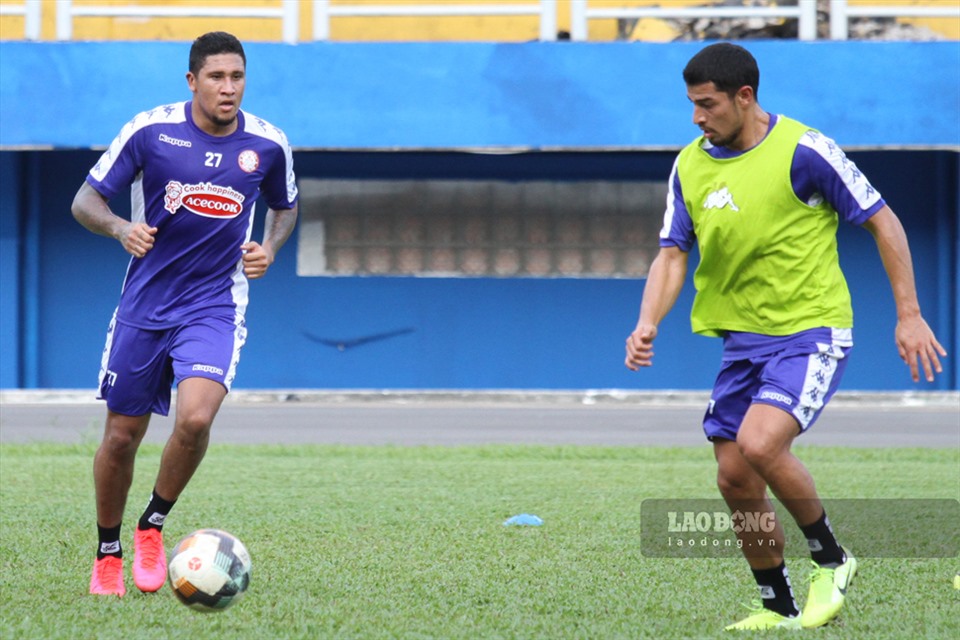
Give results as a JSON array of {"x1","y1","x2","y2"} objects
[
  {"x1": 703, "y1": 342, "x2": 851, "y2": 442},
  {"x1": 97, "y1": 312, "x2": 247, "y2": 417}
]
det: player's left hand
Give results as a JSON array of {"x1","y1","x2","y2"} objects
[
  {"x1": 240, "y1": 241, "x2": 274, "y2": 280},
  {"x1": 895, "y1": 314, "x2": 947, "y2": 382}
]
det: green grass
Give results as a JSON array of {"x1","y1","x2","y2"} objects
[{"x1": 1, "y1": 444, "x2": 957, "y2": 639}]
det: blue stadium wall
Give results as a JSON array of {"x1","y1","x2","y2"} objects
[{"x1": 1, "y1": 41, "x2": 957, "y2": 391}]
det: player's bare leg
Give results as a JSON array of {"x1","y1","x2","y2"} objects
[
  {"x1": 736, "y1": 404, "x2": 823, "y2": 526},
  {"x1": 714, "y1": 439, "x2": 787, "y2": 569},
  {"x1": 91, "y1": 411, "x2": 151, "y2": 595},
  {"x1": 715, "y1": 436, "x2": 799, "y2": 629},
  {"x1": 94, "y1": 411, "x2": 152, "y2": 532},
  {"x1": 154, "y1": 376, "x2": 227, "y2": 501},
  {"x1": 133, "y1": 377, "x2": 227, "y2": 593},
  {"x1": 735, "y1": 403, "x2": 856, "y2": 629},
  {"x1": 715, "y1": 439, "x2": 799, "y2": 628}
]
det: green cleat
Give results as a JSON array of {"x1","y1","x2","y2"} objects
[
  {"x1": 724, "y1": 601, "x2": 801, "y2": 631},
  {"x1": 800, "y1": 549, "x2": 857, "y2": 628}
]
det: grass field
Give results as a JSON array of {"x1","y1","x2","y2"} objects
[{"x1": 1, "y1": 444, "x2": 957, "y2": 639}]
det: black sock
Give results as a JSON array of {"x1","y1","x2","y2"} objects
[
  {"x1": 138, "y1": 489, "x2": 176, "y2": 531},
  {"x1": 97, "y1": 524, "x2": 122, "y2": 559},
  {"x1": 751, "y1": 562, "x2": 799, "y2": 618},
  {"x1": 800, "y1": 509, "x2": 845, "y2": 567}
]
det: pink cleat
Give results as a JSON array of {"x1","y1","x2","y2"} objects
[
  {"x1": 132, "y1": 527, "x2": 167, "y2": 593},
  {"x1": 89, "y1": 556, "x2": 125, "y2": 596}
]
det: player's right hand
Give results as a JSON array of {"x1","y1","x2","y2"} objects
[
  {"x1": 119, "y1": 222, "x2": 158, "y2": 258},
  {"x1": 895, "y1": 314, "x2": 947, "y2": 383},
  {"x1": 625, "y1": 325, "x2": 657, "y2": 370}
]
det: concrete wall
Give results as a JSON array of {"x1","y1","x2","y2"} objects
[
  {"x1": 1, "y1": 148, "x2": 955, "y2": 392},
  {"x1": 0, "y1": 41, "x2": 957, "y2": 391},
  {"x1": 2, "y1": 41, "x2": 958, "y2": 149}
]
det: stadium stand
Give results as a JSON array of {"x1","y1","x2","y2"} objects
[{"x1": 0, "y1": 0, "x2": 957, "y2": 42}]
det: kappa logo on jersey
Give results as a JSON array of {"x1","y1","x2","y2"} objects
[
  {"x1": 158, "y1": 133, "x2": 192, "y2": 148},
  {"x1": 703, "y1": 186, "x2": 740, "y2": 212},
  {"x1": 238, "y1": 150, "x2": 260, "y2": 173},
  {"x1": 163, "y1": 180, "x2": 246, "y2": 218}
]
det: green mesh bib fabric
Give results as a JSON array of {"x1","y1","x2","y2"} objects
[{"x1": 676, "y1": 116, "x2": 853, "y2": 337}]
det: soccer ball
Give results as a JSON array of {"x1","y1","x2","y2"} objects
[{"x1": 167, "y1": 529, "x2": 252, "y2": 611}]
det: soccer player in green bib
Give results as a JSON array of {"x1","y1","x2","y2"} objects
[{"x1": 625, "y1": 43, "x2": 946, "y2": 631}]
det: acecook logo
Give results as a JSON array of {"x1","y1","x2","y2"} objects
[{"x1": 164, "y1": 181, "x2": 246, "y2": 219}]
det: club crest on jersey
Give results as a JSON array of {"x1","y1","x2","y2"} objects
[
  {"x1": 163, "y1": 180, "x2": 245, "y2": 218},
  {"x1": 703, "y1": 186, "x2": 740, "y2": 212},
  {"x1": 238, "y1": 150, "x2": 260, "y2": 173}
]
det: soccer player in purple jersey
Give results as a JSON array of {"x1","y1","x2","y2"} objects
[
  {"x1": 72, "y1": 32, "x2": 299, "y2": 597},
  {"x1": 624, "y1": 43, "x2": 945, "y2": 630}
]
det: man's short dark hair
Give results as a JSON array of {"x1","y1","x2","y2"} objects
[
  {"x1": 189, "y1": 31, "x2": 246, "y2": 75},
  {"x1": 682, "y1": 42, "x2": 759, "y2": 99}
]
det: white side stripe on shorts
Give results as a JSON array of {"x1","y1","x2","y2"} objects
[
  {"x1": 793, "y1": 343, "x2": 845, "y2": 430},
  {"x1": 97, "y1": 309, "x2": 119, "y2": 397}
]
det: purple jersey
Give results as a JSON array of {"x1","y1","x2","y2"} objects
[{"x1": 87, "y1": 101, "x2": 298, "y2": 329}]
